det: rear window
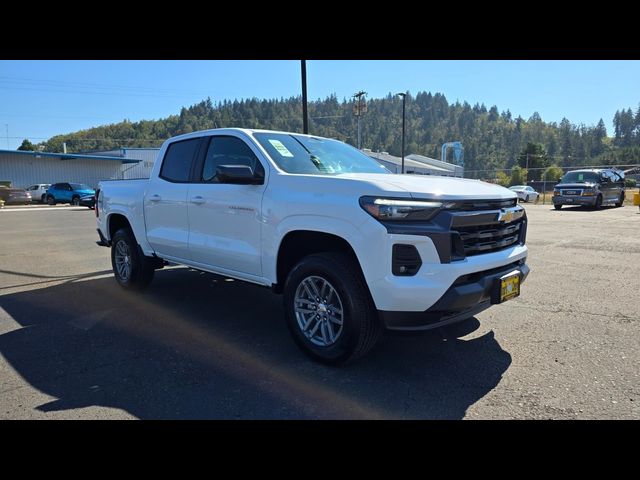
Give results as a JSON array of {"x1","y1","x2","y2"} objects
[{"x1": 160, "y1": 138, "x2": 201, "y2": 182}]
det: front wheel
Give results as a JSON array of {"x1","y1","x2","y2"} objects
[
  {"x1": 614, "y1": 192, "x2": 624, "y2": 208},
  {"x1": 111, "y1": 228, "x2": 155, "y2": 290},
  {"x1": 554, "y1": 204, "x2": 562, "y2": 210},
  {"x1": 283, "y1": 252, "x2": 382, "y2": 365},
  {"x1": 72, "y1": 197, "x2": 80, "y2": 206},
  {"x1": 525, "y1": 195, "x2": 530, "y2": 203},
  {"x1": 594, "y1": 195, "x2": 603, "y2": 210}
]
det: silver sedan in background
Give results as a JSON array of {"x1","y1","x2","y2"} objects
[{"x1": 509, "y1": 185, "x2": 539, "y2": 203}]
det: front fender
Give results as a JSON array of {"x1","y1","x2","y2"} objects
[{"x1": 263, "y1": 214, "x2": 384, "y2": 287}]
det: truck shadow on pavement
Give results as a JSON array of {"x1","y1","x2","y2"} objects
[{"x1": 0, "y1": 267, "x2": 511, "y2": 419}]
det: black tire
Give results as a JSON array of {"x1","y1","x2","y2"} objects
[
  {"x1": 40, "y1": 194, "x2": 46, "y2": 203},
  {"x1": 47, "y1": 195, "x2": 56, "y2": 205},
  {"x1": 525, "y1": 195, "x2": 530, "y2": 203},
  {"x1": 594, "y1": 195, "x2": 603, "y2": 210},
  {"x1": 110, "y1": 228, "x2": 155, "y2": 291},
  {"x1": 71, "y1": 196, "x2": 80, "y2": 206},
  {"x1": 554, "y1": 204, "x2": 562, "y2": 210},
  {"x1": 614, "y1": 192, "x2": 624, "y2": 208},
  {"x1": 283, "y1": 252, "x2": 382, "y2": 366}
]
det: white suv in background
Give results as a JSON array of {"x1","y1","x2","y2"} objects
[{"x1": 25, "y1": 184, "x2": 51, "y2": 203}]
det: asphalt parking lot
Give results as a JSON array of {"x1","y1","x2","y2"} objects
[{"x1": 1, "y1": 203, "x2": 638, "y2": 419}]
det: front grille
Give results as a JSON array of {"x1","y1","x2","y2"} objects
[
  {"x1": 561, "y1": 189, "x2": 583, "y2": 196},
  {"x1": 448, "y1": 198, "x2": 517, "y2": 211},
  {"x1": 454, "y1": 219, "x2": 524, "y2": 256},
  {"x1": 392, "y1": 244, "x2": 422, "y2": 276}
]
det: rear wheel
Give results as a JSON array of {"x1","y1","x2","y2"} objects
[
  {"x1": 111, "y1": 228, "x2": 155, "y2": 290},
  {"x1": 40, "y1": 194, "x2": 46, "y2": 203},
  {"x1": 283, "y1": 252, "x2": 382, "y2": 365},
  {"x1": 47, "y1": 195, "x2": 56, "y2": 205},
  {"x1": 614, "y1": 192, "x2": 624, "y2": 208}
]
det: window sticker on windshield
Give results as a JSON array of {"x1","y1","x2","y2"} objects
[
  {"x1": 578, "y1": 173, "x2": 584, "y2": 181},
  {"x1": 268, "y1": 139, "x2": 294, "y2": 157}
]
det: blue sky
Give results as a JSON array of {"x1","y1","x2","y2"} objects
[{"x1": 0, "y1": 60, "x2": 639, "y2": 150}]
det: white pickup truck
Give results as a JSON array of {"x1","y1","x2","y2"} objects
[{"x1": 96, "y1": 128, "x2": 529, "y2": 364}]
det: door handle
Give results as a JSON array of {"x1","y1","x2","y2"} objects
[
  {"x1": 148, "y1": 194, "x2": 161, "y2": 202},
  {"x1": 190, "y1": 196, "x2": 206, "y2": 205}
]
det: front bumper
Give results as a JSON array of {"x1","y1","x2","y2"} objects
[
  {"x1": 553, "y1": 195, "x2": 597, "y2": 206},
  {"x1": 379, "y1": 260, "x2": 530, "y2": 330}
]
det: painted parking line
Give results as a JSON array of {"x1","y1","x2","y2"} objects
[{"x1": 0, "y1": 206, "x2": 89, "y2": 213}]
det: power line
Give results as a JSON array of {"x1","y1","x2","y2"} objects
[{"x1": 0, "y1": 75, "x2": 212, "y2": 96}]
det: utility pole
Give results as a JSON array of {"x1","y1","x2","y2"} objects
[
  {"x1": 353, "y1": 91, "x2": 367, "y2": 149},
  {"x1": 396, "y1": 93, "x2": 406, "y2": 174},
  {"x1": 301, "y1": 60, "x2": 309, "y2": 134}
]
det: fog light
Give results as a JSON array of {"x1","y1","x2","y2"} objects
[{"x1": 399, "y1": 266, "x2": 407, "y2": 273}]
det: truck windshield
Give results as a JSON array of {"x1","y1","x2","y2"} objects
[
  {"x1": 253, "y1": 132, "x2": 390, "y2": 175},
  {"x1": 560, "y1": 172, "x2": 600, "y2": 184}
]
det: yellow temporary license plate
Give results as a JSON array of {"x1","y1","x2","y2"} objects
[{"x1": 500, "y1": 273, "x2": 520, "y2": 302}]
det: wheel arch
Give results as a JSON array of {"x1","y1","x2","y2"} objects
[{"x1": 273, "y1": 229, "x2": 365, "y2": 294}]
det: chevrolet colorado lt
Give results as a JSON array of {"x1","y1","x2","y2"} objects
[{"x1": 96, "y1": 128, "x2": 529, "y2": 365}]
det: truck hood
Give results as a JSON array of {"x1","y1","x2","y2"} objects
[
  {"x1": 555, "y1": 182, "x2": 597, "y2": 189},
  {"x1": 334, "y1": 173, "x2": 517, "y2": 200}
]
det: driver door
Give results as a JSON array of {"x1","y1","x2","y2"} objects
[{"x1": 187, "y1": 134, "x2": 267, "y2": 277}]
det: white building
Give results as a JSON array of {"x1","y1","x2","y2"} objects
[
  {"x1": 365, "y1": 150, "x2": 462, "y2": 177},
  {"x1": 85, "y1": 148, "x2": 160, "y2": 179},
  {"x1": 0, "y1": 149, "x2": 140, "y2": 189}
]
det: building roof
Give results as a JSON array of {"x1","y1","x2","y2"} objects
[
  {"x1": 406, "y1": 153, "x2": 462, "y2": 172},
  {"x1": 0, "y1": 149, "x2": 140, "y2": 164},
  {"x1": 367, "y1": 151, "x2": 451, "y2": 172}
]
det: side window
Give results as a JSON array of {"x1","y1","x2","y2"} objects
[
  {"x1": 201, "y1": 136, "x2": 264, "y2": 183},
  {"x1": 160, "y1": 138, "x2": 201, "y2": 182}
]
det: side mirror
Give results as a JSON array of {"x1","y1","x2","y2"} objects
[{"x1": 216, "y1": 165, "x2": 262, "y2": 185}]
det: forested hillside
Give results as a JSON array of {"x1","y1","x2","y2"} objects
[{"x1": 37, "y1": 92, "x2": 640, "y2": 176}]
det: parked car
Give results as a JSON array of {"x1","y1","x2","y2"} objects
[
  {"x1": 96, "y1": 128, "x2": 529, "y2": 365},
  {"x1": 46, "y1": 183, "x2": 95, "y2": 206},
  {"x1": 25, "y1": 183, "x2": 51, "y2": 203},
  {"x1": 0, "y1": 186, "x2": 32, "y2": 205},
  {"x1": 79, "y1": 194, "x2": 95, "y2": 209},
  {"x1": 509, "y1": 185, "x2": 539, "y2": 203},
  {"x1": 553, "y1": 168, "x2": 625, "y2": 210}
]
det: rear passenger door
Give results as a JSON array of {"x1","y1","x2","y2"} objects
[{"x1": 144, "y1": 137, "x2": 203, "y2": 261}]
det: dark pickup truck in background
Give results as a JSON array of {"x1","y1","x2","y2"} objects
[{"x1": 553, "y1": 168, "x2": 625, "y2": 210}]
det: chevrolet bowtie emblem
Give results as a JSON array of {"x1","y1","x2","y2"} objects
[{"x1": 498, "y1": 209, "x2": 514, "y2": 223}]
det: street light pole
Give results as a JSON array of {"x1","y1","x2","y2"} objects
[
  {"x1": 397, "y1": 93, "x2": 406, "y2": 174},
  {"x1": 301, "y1": 60, "x2": 309, "y2": 134}
]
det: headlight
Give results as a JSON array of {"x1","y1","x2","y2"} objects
[
  {"x1": 553, "y1": 190, "x2": 560, "y2": 196},
  {"x1": 582, "y1": 189, "x2": 595, "y2": 196},
  {"x1": 359, "y1": 196, "x2": 447, "y2": 221}
]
